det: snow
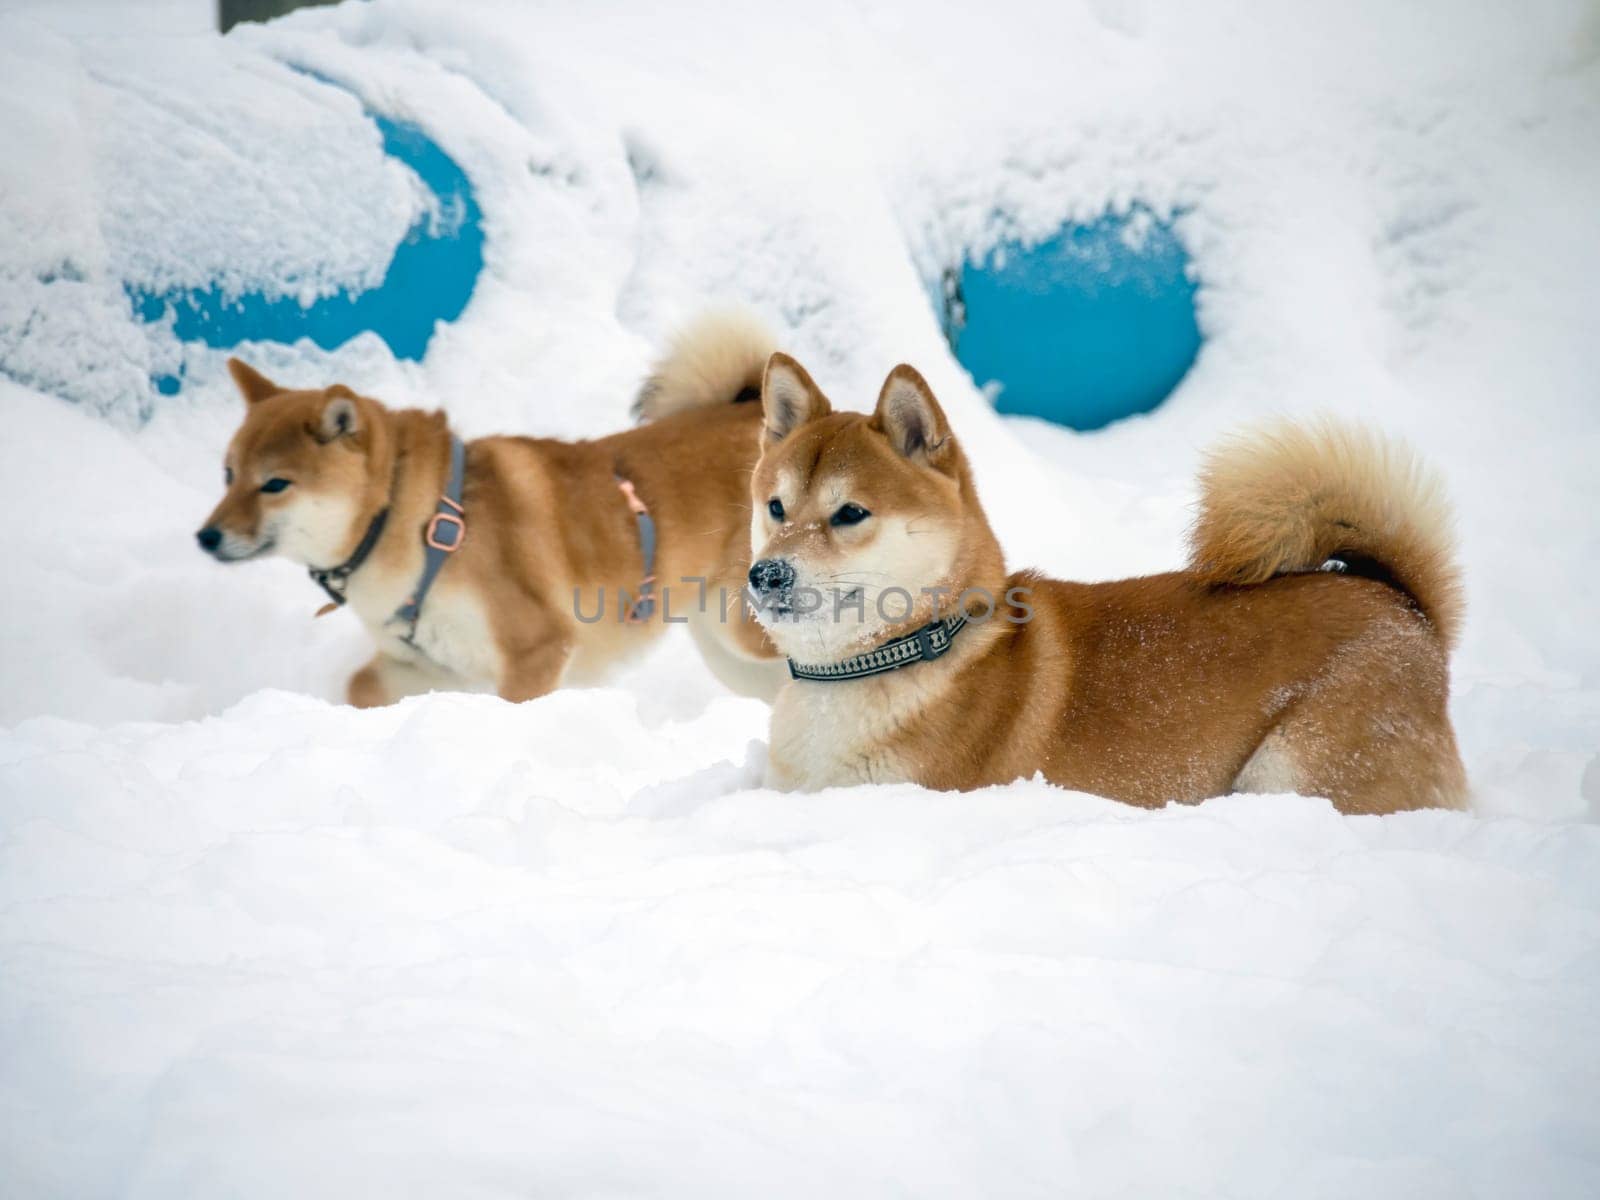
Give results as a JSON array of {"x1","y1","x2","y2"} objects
[
  {"x1": 6, "y1": 690, "x2": 1599, "y2": 1197},
  {"x1": 2, "y1": 0, "x2": 1599, "y2": 1194}
]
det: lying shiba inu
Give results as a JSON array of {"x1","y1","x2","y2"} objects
[
  {"x1": 745, "y1": 354, "x2": 1467, "y2": 814},
  {"x1": 197, "y1": 314, "x2": 784, "y2": 706}
]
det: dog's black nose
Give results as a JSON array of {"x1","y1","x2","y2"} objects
[
  {"x1": 196, "y1": 527, "x2": 222, "y2": 552},
  {"x1": 748, "y1": 557, "x2": 796, "y2": 594}
]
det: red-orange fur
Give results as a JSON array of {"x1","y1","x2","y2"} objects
[
  {"x1": 200, "y1": 316, "x2": 782, "y2": 706},
  {"x1": 753, "y1": 360, "x2": 1467, "y2": 814}
]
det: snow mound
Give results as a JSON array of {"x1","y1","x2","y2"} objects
[
  {"x1": 4, "y1": 690, "x2": 1598, "y2": 1197},
  {"x1": 0, "y1": 9, "x2": 422, "y2": 415}
]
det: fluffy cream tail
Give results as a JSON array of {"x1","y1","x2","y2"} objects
[
  {"x1": 633, "y1": 310, "x2": 778, "y2": 422},
  {"x1": 1188, "y1": 419, "x2": 1464, "y2": 649}
]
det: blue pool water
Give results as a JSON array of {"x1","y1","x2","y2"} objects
[
  {"x1": 943, "y1": 209, "x2": 1201, "y2": 430},
  {"x1": 129, "y1": 100, "x2": 483, "y2": 391}
]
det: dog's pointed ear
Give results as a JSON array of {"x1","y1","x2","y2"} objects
[
  {"x1": 873, "y1": 365, "x2": 952, "y2": 465},
  {"x1": 226, "y1": 358, "x2": 282, "y2": 406},
  {"x1": 762, "y1": 352, "x2": 831, "y2": 443},
  {"x1": 312, "y1": 385, "x2": 361, "y2": 443}
]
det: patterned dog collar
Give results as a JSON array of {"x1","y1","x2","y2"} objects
[{"x1": 787, "y1": 612, "x2": 968, "y2": 682}]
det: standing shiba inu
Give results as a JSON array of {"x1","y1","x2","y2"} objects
[
  {"x1": 197, "y1": 314, "x2": 784, "y2": 706},
  {"x1": 746, "y1": 354, "x2": 1467, "y2": 814}
]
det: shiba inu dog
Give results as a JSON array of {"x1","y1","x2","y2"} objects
[
  {"x1": 746, "y1": 354, "x2": 1467, "y2": 814},
  {"x1": 197, "y1": 313, "x2": 784, "y2": 706}
]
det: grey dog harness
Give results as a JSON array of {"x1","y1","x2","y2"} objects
[
  {"x1": 308, "y1": 434, "x2": 467, "y2": 647},
  {"x1": 392, "y1": 434, "x2": 467, "y2": 644},
  {"x1": 787, "y1": 611, "x2": 968, "y2": 682},
  {"x1": 615, "y1": 477, "x2": 657, "y2": 623}
]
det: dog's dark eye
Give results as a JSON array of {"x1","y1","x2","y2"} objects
[
  {"x1": 768, "y1": 498, "x2": 785, "y2": 521},
  {"x1": 260, "y1": 478, "x2": 292, "y2": 494},
  {"x1": 224, "y1": 466, "x2": 234, "y2": 485},
  {"x1": 830, "y1": 503, "x2": 871, "y2": 527}
]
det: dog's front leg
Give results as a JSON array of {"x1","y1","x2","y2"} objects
[
  {"x1": 347, "y1": 656, "x2": 390, "y2": 708},
  {"x1": 346, "y1": 652, "x2": 454, "y2": 708},
  {"x1": 497, "y1": 637, "x2": 573, "y2": 704}
]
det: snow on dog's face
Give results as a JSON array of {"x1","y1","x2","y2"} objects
[
  {"x1": 196, "y1": 360, "x2": 388, "y2": 569},
  {"x1": 747, "y1": 353, "x2": 991, "y2": 664}
]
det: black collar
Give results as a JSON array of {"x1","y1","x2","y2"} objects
[
  {"x1": 787, "y1": 612, "x2": 968, "y2": 682},
  {"x1": 308, "y1": 507, "x2": 389, "y2": 608}
]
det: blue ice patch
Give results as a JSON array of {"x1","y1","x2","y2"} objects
[
  {"x1": 127, "y1": 96, "x2": 483, "y2": 373},
  {"x1": 942, "y1": 208, "x2": 1201, "y2": 431}
]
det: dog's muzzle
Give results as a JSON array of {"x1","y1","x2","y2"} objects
[
  {"x1": 747, "y1": 557, "x2": 796, "y2": 597},
  {"x1": 197, "y1": 526, "x2": 272, "y2": 562}
]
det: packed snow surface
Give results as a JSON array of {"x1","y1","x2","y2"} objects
[{"x1": 2, "y1": 0, "x2": 1599, "y2": 1195}]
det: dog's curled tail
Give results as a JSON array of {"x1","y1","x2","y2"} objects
[
  {"x1": 1188, "y1": 419, "x2": 1463, "y2": 649},
  {"x1": 633, "y1": 310, "x2": 778, "y2": 422}
]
